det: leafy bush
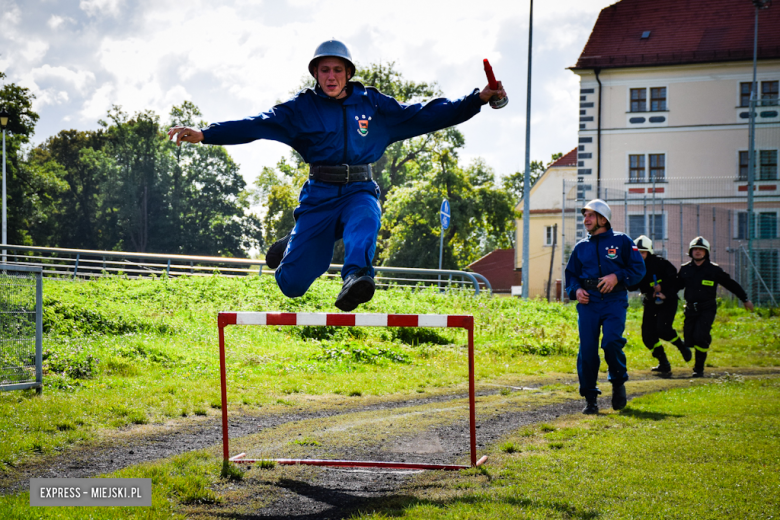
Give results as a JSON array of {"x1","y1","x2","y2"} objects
[
  {"x1": 43, "y1": 298, "x2": 171, "y2": 337},
  {"x1": 314, "y1": 341, "x2": 410, "y2": 364},
  {"x1": 43, "y1": 348, "x2": 98, "y2": 379}
]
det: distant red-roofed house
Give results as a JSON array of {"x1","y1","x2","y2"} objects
[
  {"x1": 514, "y1": 148, "x2": 577, "y2": 298},
  {"x1": 562, "y1": 0, "x2": 780, "y2": 288},
  {"x1": 466, "y1": 249, "x2": 522, "y2": 294}
]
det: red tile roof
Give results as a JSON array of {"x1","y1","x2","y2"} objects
[
  {"x1": 573, "y1": 0, "x2": 780, "y2": 70},
  {"x1": 548, "y1": 148, "x2": 578, "y2": 168}
]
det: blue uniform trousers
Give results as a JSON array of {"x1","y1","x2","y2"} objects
[
  {"x1": 275, "y1": 180, "x2": 381, "y2": 298},
  {"x1": 577, "y1": 295, "x2": 630, "y2": 400}
]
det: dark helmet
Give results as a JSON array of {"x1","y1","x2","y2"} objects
[
  {"x1": 688, "y1": 236, "x2": 711, "y2": 257},
  {"x1": 308, "y1": 40, "x2": 355, "y2": 79}
]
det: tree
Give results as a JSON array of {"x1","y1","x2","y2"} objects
[
  {"x1": 28, "y1": 129, "x2": 118, "y2": 249},
  {"x1": 380, "y1": 153, "x2": 515, "y2": 269},
  {"x1": 0, "y1": 71, "x2": 69, "y2": 246}
]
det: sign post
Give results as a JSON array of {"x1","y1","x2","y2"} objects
[{"x1": 439, "y1": 199, "x2": 450, "y2": 290}]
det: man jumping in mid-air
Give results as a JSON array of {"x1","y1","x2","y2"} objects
[{"x1": 168, "y1": 40, "x2": 506, "y2": 312}]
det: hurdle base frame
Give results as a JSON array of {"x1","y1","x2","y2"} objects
[
  {"x1": 218, "y1": 312, "x2": 482, "y2": 471},
  {"x1": 229, "y1": 453, "x2": 488, "y2": 471}
]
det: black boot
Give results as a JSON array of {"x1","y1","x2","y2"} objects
[
  {"x1": 582, "y1": 397, "x2": 599, "y2": 415},
  {"x1": 651, "y1": 347, "x2": 672, "y2": 377},
  {"x1": 265, "y1": 232, "x2": 291, "y2": 269},
  {"x1": 335, "y1": 268, "x2": 375, "y2": 312},
  {"x1": 612, "y1": 383, "x2": 627, "y2": 411},
  {"x1": 674, "y1": 338, "x2": 692, "y2": 362},
  {"x1": 692, "y1": 350, "x2": 707, "y2": 378}
]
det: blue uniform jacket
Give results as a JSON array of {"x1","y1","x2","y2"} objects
[
  {"x1": 201, "y1": 82, "x2": 485, "y2": 165},
  {"x1": 565, "y1": 228, "x2": 646, "y2": 301}
]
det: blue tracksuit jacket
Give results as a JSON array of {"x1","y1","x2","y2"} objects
[
  {"x1": 201, "y1": 82, "x2": 484, "y2": 165},
  {"x1": 565, "y1": 228, "x2": 646, "y2": 399},
  {"x1": 202, "y1": 82, "x2": 485, "y2": 298}
]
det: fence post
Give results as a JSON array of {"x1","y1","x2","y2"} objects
[
  {"x1": 72, "y1": 254, "x2": 80, "y2": 280},
  {"x1": 652, "y1": 177, "x2": 656, "y2": 241},
  {"x1": 624, "y1": 191, "x2": 628, "y2": 236},
  {"x1": 712, "y1": 207, "x2": 717, "y2": 263},
  {"x1": 561, "y1": 180, "x2": 566, "y2": 292},
  {"x1": 697, "y1": 204, "x2": 700, "y2": 237},
  {"x1": 166, "y1": 258, "x2": 171, "y2": 277},
  {"x1": 660, "y1": 198, "x2": 665, "y2": 253},
  {"x1": 680, "y1": 201, "x2": 684, "y2": 265},
  {"x1": 644, "y1": 195, "x2": 648, "y2": 239}
]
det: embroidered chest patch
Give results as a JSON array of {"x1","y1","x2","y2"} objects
[
  {"x1": 355, "y1": 115, "x2": 372, "y2": 136},
  {"x1": 605, "y1": 246, "x2": 619, "y2": 260}
]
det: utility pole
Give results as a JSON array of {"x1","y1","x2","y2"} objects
[
  {"x1": 521, "y1": 0, "x2": 533, "y2": 298},
  {"x1": 747, "y1": 0, "x2": 772, "y2": 302}
]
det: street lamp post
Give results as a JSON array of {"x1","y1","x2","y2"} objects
[{"x1": 0, "y1": 108, "x2": 9, "y2": 264}]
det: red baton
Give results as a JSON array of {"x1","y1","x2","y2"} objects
[
  {"x1": 483, "y1": 59, "x2": 507, "y2": 109},
  {"x1": 483, "y1": 59, "x2": 499, "y2": 90}
]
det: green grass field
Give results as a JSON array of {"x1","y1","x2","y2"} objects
[{"x1": 0, "y1": 275, "x2": 778, "y2": 518}]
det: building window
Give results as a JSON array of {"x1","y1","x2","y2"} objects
[
  {"x1": 650, "y1": 87, "x2": 667, "y2": 111},
  {"x1": 629, "y1": 155, "x2": 646, "y2": 183},
  {"x1": 576, "y1": 184, "x2": 592, "y2": 201},
  {"x1": 628, "y1": 214, "x2": 665, "y2": 240},
  {"x1": 758, "y1": 212, "x2": 778, "y2": 239},
  {"x1": 762, "y1": 80, "x2": 779, "y2": 106},
  {"x1": 628, "y1": 215, "x2": 644, "y2": 238},
  {"x1": 649, "y1": 214, "x2": 665, "y2": 240},
  {"x1": 739, "y1": 150, "x2": 779, "y2": 180},
  {"x1": 755, "y1": 250, "x2": 779, "y2": 293},
  {"x1": 649, "y1": 154, "x2": 665, "y2": 181},
  {"x1": 630, "y1": 88, "x2": 646, "y2": 112},
  {"x1": 760, "y1": 150, "x2": 778, "y2": 180},
  {"x1": 735, "y1": 212, "x2": 778, "y2": 239},
  {"x1": 739, "y1": 151, "x2": 750, "y2": 180},
  {"x1": 740, "y1": 82, "x2": 753, "y2": 107},
  {"x1": 736, "y1": 212, "x2": 748, "y2": 239},
  {"x1": 544, "y1": 226, "x2": 555, "y2": 246}
]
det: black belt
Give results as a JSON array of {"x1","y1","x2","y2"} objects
[
  {"x1": 309, "y1": 164, "x2": 372, "y2": 184},
  {"x1": 687, "y1": 300, "x2": 716, "y2": 312},
  {"x1": 581, "y1": 278, "x2": 626, "y2": 292}
]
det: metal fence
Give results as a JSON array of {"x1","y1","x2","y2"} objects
[
  {"x1": 0, "y1": 265, "x2": 42, "y2": 393},
  {"x1": 0, "y1": 245, "x2": 492, "y2": 296},
  {"x1": 561, "y1": 177, "x2": 780, "y2": 306}
]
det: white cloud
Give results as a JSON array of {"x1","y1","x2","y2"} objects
[
  {"x1": 1, "y1": 0, "x2": 614, "y2": 184},
  {"x1": 31, "y1": 65, "x2": 96, "y2": 94},
  {"x1": 79, "y1": 0, "x2": 124, "y2": 17},
  {"x1": 81, "y1": 83, "x2": 115, "y2": 120},
  {"x1": 47, "y1": 15, "x2": 65, "y2": 29},
  {"x1": 20, "y1": 40, "x2": 49, "y2": 63}
]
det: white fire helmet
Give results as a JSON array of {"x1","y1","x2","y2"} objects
[
  {"x1": 581, "y1": 199, "x2": 612, "y2": 226},
  {"x1": 634, "y1": 235, "x2": 653, "y2": 254},
  {"x1": 688, "y1": 236, "x2": 711, "y2": 257}
]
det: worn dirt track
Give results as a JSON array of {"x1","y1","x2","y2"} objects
[{"x1": 3, "y1": 368, "x2": 778, "y2": 519}]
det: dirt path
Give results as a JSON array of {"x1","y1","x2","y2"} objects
[{"x1": 3, "y1": 369, "x2": 778, "y2": 518}]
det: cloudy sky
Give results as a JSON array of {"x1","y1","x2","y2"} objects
[{"x1": 1, "y1": 0, "x2": 614, "y2": 188}]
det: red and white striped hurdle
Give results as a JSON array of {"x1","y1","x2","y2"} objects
[{"x1": 217, "y1": 312, "x2": 486, "y2": 471}]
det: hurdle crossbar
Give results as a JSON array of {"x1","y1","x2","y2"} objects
[{"x1": 217, "y1": 312, "x2": 484, "y2": 470}]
